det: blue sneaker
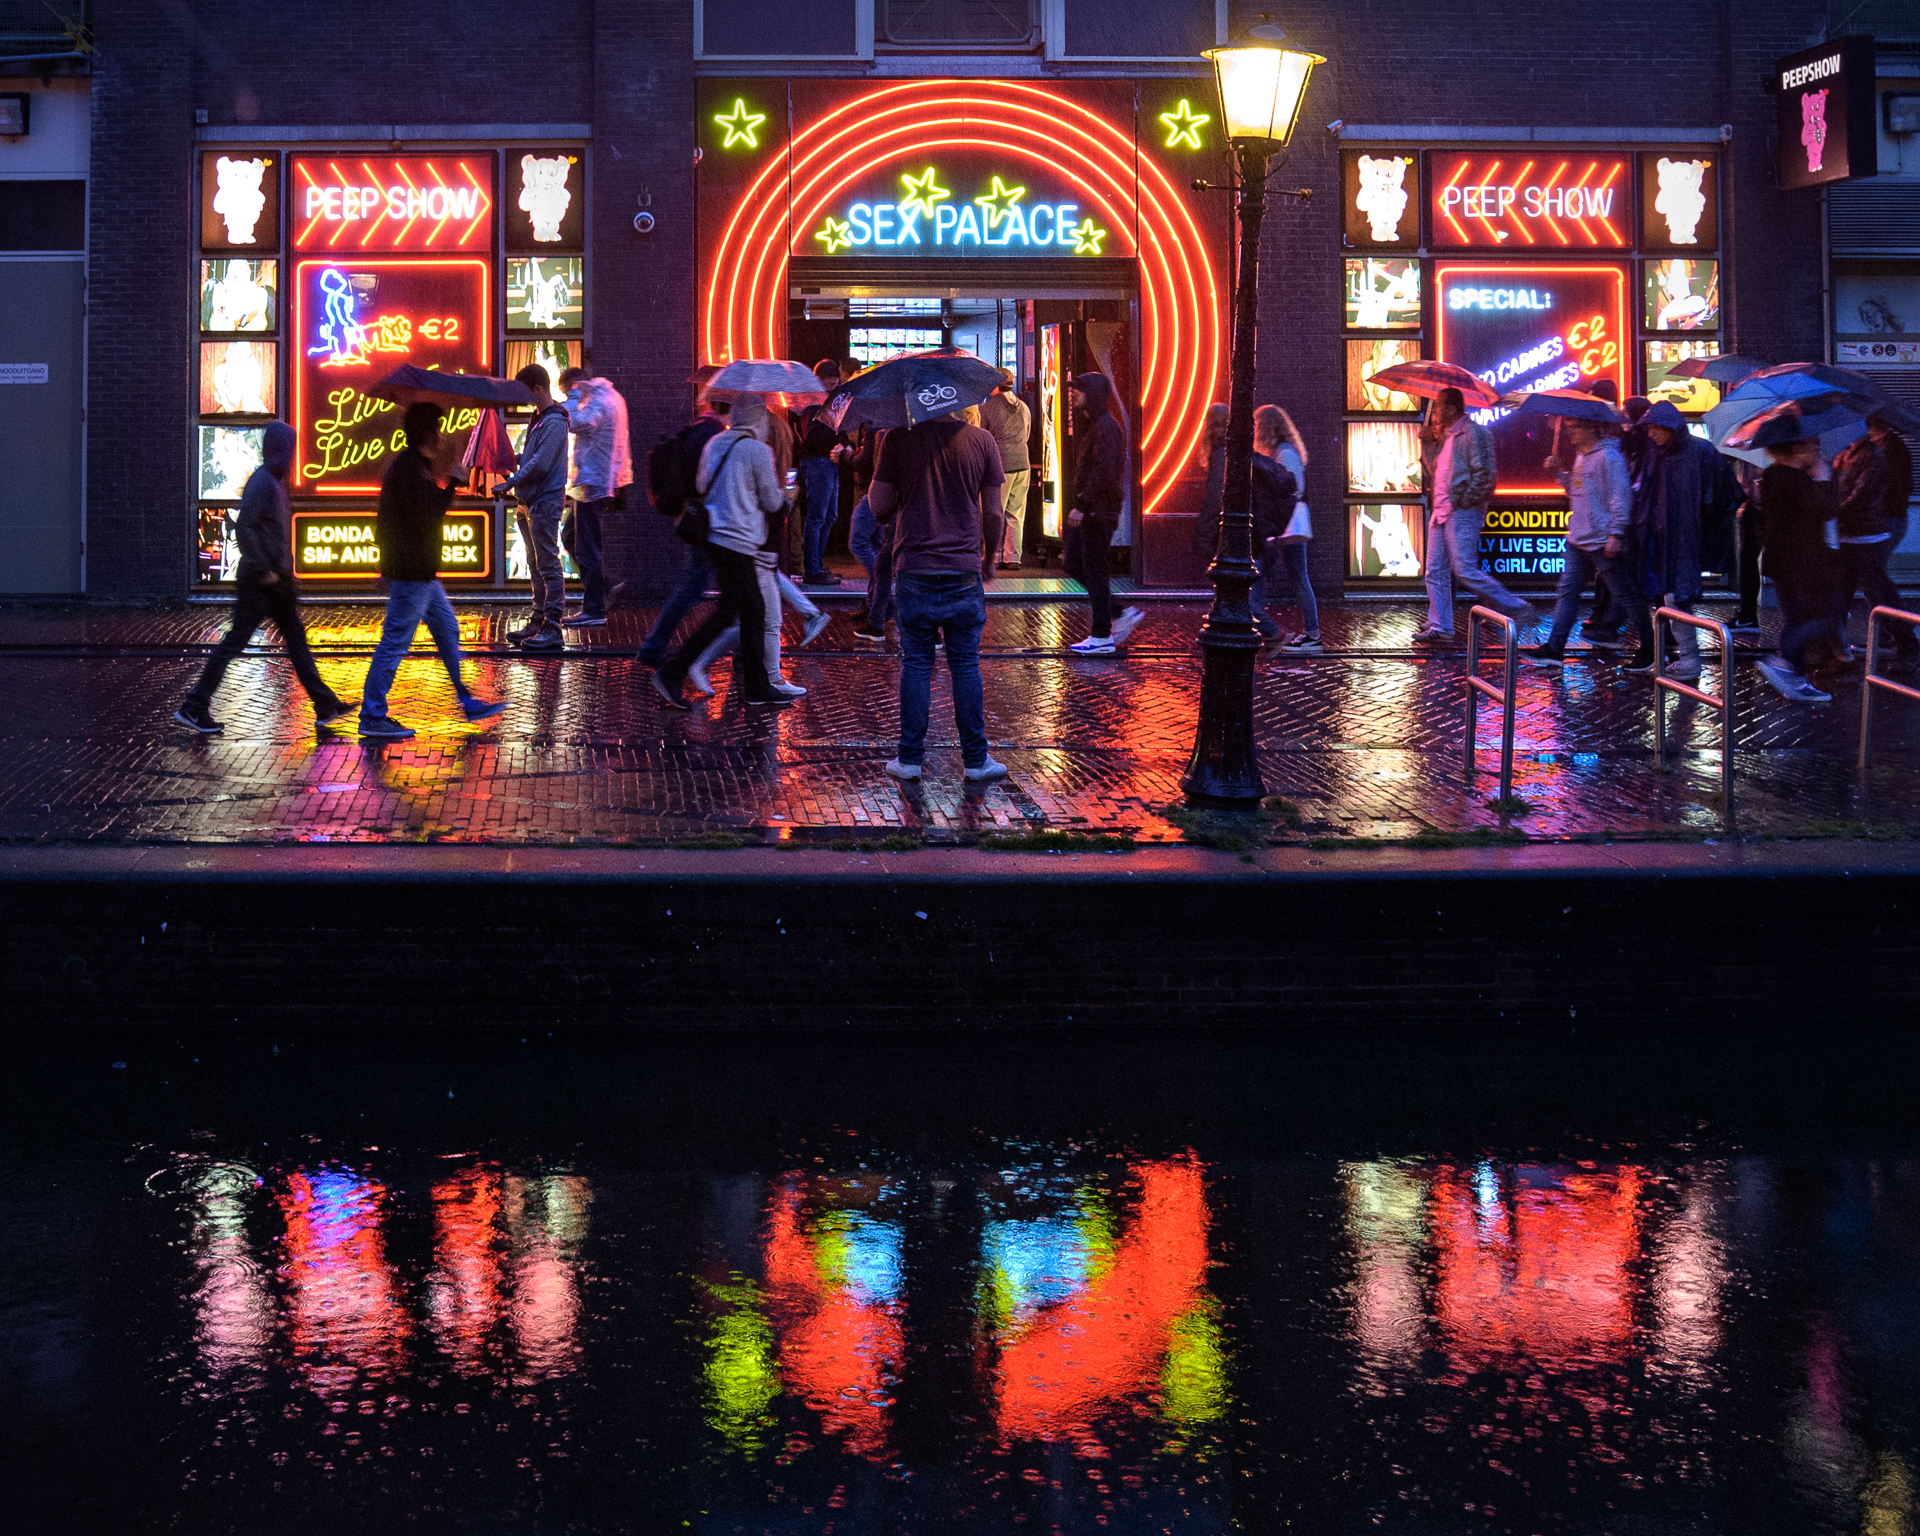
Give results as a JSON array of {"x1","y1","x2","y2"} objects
[{"x1": 461, "y1": 697, "x2": 506, "y2": 724}]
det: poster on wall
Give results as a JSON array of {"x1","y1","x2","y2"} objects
[
  {"x1": 506, "y1": 257, "x2": 584, "y2": 330},
  {"x1": 197, "y1": 506, "x2": 239, "y2": 585},
  {"x1": 292, "y1": 258, "x2": 490, "y2": 492},
  {"x1": 504, "y1": 338, "x2": 580, "y2": 395},
  {"x1": 1637, "y1": 154, "x2": 1719, "y2": 251},
  {"x1": 199, "y1": 341, "x2": 277, "y2": 415},
  {"x1": 1346, "y1": 422, "x2": 1425, "y2": 496},
  {"x1": 200, "y1": 152, "x2": 280, "y2": 252},
  {"x1": 1344, "y1": 257, "x2": 1421, "y2": 331},
  {"x1": 200, "y1": 260, "x2": 278, "y2": 332},
  {"x1": 198, "y1": 425, "x2": 264, "y2": 500},
  {"x1": 1481, "y1": 506, "x2": 1572, "y2": 580},
  {"x1": 290, "y1": 156, "x2": 495, "y2": 253},
  {"x1": 1348, "y1": 503, "x2": 1426, "y2": 578},
  {"x1": 1645, "y1": 340, "x2": 1723, "y2": 413},
  {"x1": 506, "y1": 151, "x2": 585, "y2": 250},
  {"x1": 1428, "y1": 152, "x2": 1630, "y2": 250},
  {"x1": 1341, "y1": 151, "x2": 1419, "y2": 248},
  {"x1": 290, "y1": 510, "x2": 492, "y2": 580},
  {"x1": 1346, "y1": 339, "x2": 1423, "y2": 412},
  {"x1": 1643, "y1": 259, "x2": 1719, "y2": 331},
  {"x1": 1432, "y1": 261, "x2": 1630, "y2": 497},
  {"x1": 1774, "y1": 36, "x2": 1877, "y2": 191}
]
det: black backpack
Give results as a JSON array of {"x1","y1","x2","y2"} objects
[
  {"x1": 647, "y1": 417, "x2": 723, "y2": 518},
  {"x1": 675, "y1": 432, "x2": 746, "y2": 547}
]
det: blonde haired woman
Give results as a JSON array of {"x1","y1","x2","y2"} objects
[{"x1": 1251, "y1": 403, "x2": 1321, "y2": 653}]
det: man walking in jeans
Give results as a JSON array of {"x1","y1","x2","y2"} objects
[
  {"x1": 1524, "y1": 412, "x2": 1633, "y2": 667},
  {"x1": 871, "y1": 403, "x2": 1008, "y2": 784},
  {"x1": 1414, "y1": 387, "x2": 1536, "y2": 644},
  {"x1": 357, "y1": 403, "x2": 505, "y2": 740}
]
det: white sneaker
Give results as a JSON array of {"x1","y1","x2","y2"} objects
[
  {"x1": 884, "y1": 758, "x2": 922, "y2": 780},
  {"x1": 1109, "y1": 606, "x2": 1146, "y2": 646},
  {"x1": 801, "y1": 611, "x2": 830, "y2": 647},
  {"x1": 964, "y1": 757, "x2": 1009, "y2": 783},
  {"x1": 768, "y1": 678, "x2": 807, "y2": 698},
  {"x1": 1069, "y1": 635, "x2": 1117, "y2": 655},
  {"x1": 687, "y1": 661, "x2": 715, "y2": 697}
]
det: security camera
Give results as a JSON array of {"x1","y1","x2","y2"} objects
[
  {"x1": 1326, "y1": 119, "x2": 1344, "y2": 137},
  {"x1": 633, "y1": 210, "x2": 655, "y2": 235}
]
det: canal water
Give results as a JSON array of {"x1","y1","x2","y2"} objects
[{"x1": 4, "y1": 1030, "x2": 1917, "y2": 1534}]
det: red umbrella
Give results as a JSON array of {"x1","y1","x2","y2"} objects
[
  {"x1": 463, "y1": 407, "x2": 518, "y2": 477},
  {"x1": 1366, "y1": 360, "x2": 1499, "y2": 409}
]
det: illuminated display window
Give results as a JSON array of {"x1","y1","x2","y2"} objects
[
  {"x1": 504, "y1": 338, "x2": 581, "y2": 398},
  {"x1": 197, "y1": 505, "x2": 239, "y2": 585},
  {"x1": 1638, "y1": 154, "x2": 1719, "y2": 251},
  {"x1": 292, "y1": 258, "x2": 491, "y2": 493},
  {"x1": 1642, "y1": 258, "x2": 1719, "y2": 332},
  {"x1": 1342, "y1": 151, "x2": 1419, "y2": 248},
  {"x1": 507, "y1": 256, "x2": 583, "y2": 331},
  {"x1": 848, "y1": 326, "x2": 941, "y2": 365},
  {"x1": 1346, "y1": 339, "x2": 1422, "y2": 413},
  {"x1": 1344, "y1": 257, "x2": 1420, "y2": 331},
  {"x1": 1429, "y1": 153, "x2": 1631, "y2": 250},
  {"x1": 849, "y1": 297, "x2": 941, "y2": 316},
  {"x1": 1348, "y1": 503, "x2": 1427, "y2": 578},
  {"x1": 1432, "y1": 261, "x2": 1630, "y2": 497},
  {"x1": 198, "y1": 425, "x2": 264, "y2": 501},
  {"x1": 291, "y1": 156, "x2": 495, "y2": 253},
  {"x1": 200, "y1": 260, "x2": 278, "y2": 333},
  {"x1": 291, "y1": 510, "x2": 492, "y2": 580},
  {"x1": 506, "y1": 151, "x2": 584, "y2": 251},
  {"x1": 1480, "y1": 505, "x2": 1572, "y2": 580},
  {"x1": 200, "y1": 152, "x2": 280, "y2": 252},
  {"x1": 199, "y1": 341, "x2": 277, "y2": 416},
  {"x1": 1645, "y1": 340, "x2": 1723, "y2": 414},
  {"x1": 1345, "y1": 422, "x2": 1425, "y2": 496}
]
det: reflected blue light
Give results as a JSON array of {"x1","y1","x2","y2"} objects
[
  {"x1": 983, "y1": 1216, "x2": 1092, "y2": 1315},
  {"x1": 838, "y1": 1213, "x2": 904, "y2": 1306}
]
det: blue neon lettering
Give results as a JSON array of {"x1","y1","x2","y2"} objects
[
  {"x1": 1029, "y1": 205, "x2": 1054, "y2": 245},
  {"x1": 955, "y1": 205, "x2": 982, "y2": 245},
  {"x1": 934, "y1": 204, "x2": 958, "y2": 244},
  {"x1": 1056, "y1": 205, "x2": 1078, "y2": 241},
  {"x1": 896, "y1": 208, "x2": 922, "y2": 245},
  {"x1": 873, "y1": 203, "x2": 896, "y2": 246},
  {"x1": 849, "y1": 204, "x2": 873, "y2": 245},
  {"x1": 1000, "y1": 206, "x2": 1029, "y2": 245},
  {"x1": 1448, "y1": 287, "x2": 1555, "y2": 312}
]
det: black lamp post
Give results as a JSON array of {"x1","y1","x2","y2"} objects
[{"x1": 1179, "y1": 28, "x2": 1323, "y2": 804}]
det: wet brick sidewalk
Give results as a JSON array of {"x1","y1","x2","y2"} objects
[{"x1": 2, "y1": 596, "x2": 1916, "y2": 847}]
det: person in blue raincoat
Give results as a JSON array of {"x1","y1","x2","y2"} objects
[{"x1": 1625, "y1": 400, "x2": 1741, "y2": 679}]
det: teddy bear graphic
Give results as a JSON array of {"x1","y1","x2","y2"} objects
[
  {"x1": 1354, "y1": 155, "x2": 1412, "y2": 244},
  {"x1": 519, "y1": 155, "x2": 573, "y2": 243},
  {"x1": 1653, "y1": 158, "x2": 1708, "y2": 245},
  {"x1": 212, "y1": 156, "x2": 269, "y2": 244},
  {"x1": 1801, "y1": 90, "x2": 1829, "y2": 174}
]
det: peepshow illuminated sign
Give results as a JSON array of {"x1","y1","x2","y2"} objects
[
  {"x1": 1637, "y1": 154, "x2": 1719, "y2": 252},
  {"x1": 1434, "y1": 260, "x2": 1630, "y2": 506},
  {"x1": 291, "y1": 510, "x2": 491, "y2": 579},
  {"x1": 292, "y1": 258, "x2": 490, "y2": 493},
  {"x1": 291, "y1": 156, "x2": 495, "y2": 252},
  {"x1": 1774, "y1": 36, "x2": 1878, "y2": 191},
  {"x1": 201, "y1": 152, "x2": 280, "y2": 252},
  {"x1": 1429, "y1": 153, "x2": 1630, "y2": 250},
  {"x1": 806, "y1": 165, "x2": 1118, "y2": 257},
  {"x1": 1342, "y1": 151, "x2": 1419, "y2": 248}
]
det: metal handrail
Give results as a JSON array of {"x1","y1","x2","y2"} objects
[
  {"x1": 1463, "y1": 605, "x2": 1519, "y2": 806},
  {"x1": 1653, "y1": 606, "x2": 1734, "y2": 824},
  {"x1": 1858, "y1": 605, "x2": 1920, "y2": 769}
]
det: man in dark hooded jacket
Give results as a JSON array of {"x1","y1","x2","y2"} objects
[
  {"x1": 1065, "y1": 373, "x2": 1145, "y2": 654},
  {"x1": 174, "y1": 420, "x2": 356, "y2": 734},
  {"x1": 1626, "y1": 400, "x2": 1741, "y2": 679}
]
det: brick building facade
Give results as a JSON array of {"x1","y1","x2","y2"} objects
[{"x1": 48, "y1": 0, "x2": 1905, "y2": 600}]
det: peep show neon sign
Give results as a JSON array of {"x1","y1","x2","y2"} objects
[{"x1": 810, "y1": 168, "x2": 1109, "y2": 255}]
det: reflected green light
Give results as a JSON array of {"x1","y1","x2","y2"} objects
[
  {"x1": 702, "y1": 1278, "x2": 780, "y2": 1454},
  {"x1": 1160, "y1": 1298, "x2": 1226, "y2": 1428}
]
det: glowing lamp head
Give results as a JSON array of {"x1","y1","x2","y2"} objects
[{"x1": 1204, "y1": 29, "x2": 1324, "y2": 150}]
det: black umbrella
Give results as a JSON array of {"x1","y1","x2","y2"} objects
[
  {"x1": 824, "y1": 348, "x2": 1003, "y2": 431},
  {"x1": 369, "y1": 364, "x2": 536, "y2": 412}
]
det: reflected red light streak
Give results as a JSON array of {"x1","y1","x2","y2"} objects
[
  {"x1": 277, "y1": 1168, "x2": 409, "y2": 1393},
  {"x1": 430, "y1": 1167, "x2": 504, "y2": 1374},
  {"x1": 505, "y1": 1174, "x2": 591, "y2": 1380},
  {"x1": 1431, "y1": 1165, "x2": 1643, "y2": 1368},
  {"x1": 990, "y1": 1158, "x2": 1210, "y2": 1444},
  {"x1": 763, "y1": 1183, "x2": 902, "y2": 1460}
]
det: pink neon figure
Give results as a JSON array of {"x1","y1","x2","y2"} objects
[
  {"x1": 308, "y1": 267, "x2": 371, "y2": 366},
  {"x1": 1801, "y1": 90, "x2": 1829, "y2": 174}
]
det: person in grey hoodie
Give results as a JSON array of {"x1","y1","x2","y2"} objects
[
  {"x1": 495, "y1": 364, "x2": 572, "y2": 651},
  {"x1": 174, "y1": 420, "x2": 356, "y2": 734},
  {"x1": 1526, "y1": 413, "x2": 1633, "y2": 668}
]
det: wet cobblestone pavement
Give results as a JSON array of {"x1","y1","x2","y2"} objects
[{"x1": 3, "y1": 596, "x2": 1916, "y2": 847}]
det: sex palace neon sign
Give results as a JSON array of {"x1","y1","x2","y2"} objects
[
  {"x1": 292, "y1": 156, "x2": 494, "y2": 252},
  {"x1": 811, "y1": 168, "x2": 1108, "y2": 254}
]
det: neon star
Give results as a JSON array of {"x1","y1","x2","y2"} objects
[
  {"x1": 1068, "y1": 218, "x2": 1108, "y2": 255},
  {"x1": 898, "y1": 166, "x2": 951, "y2": 222},
  {"x1": 973, "y1": 176, "x2": 1026, "y2": 231},
  {"x1": 1160, "y1": 98, "x2": 1211, "y2": 151},
  {"x1": 713, "y1": 98, "x2": 766, "y2": 150},
  {"x1": 813, "y1": 216, "x2": 853, "y2": 253}
]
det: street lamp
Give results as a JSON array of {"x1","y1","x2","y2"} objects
[{"x1": 1179, "y1": 25, "x2": 1323, "y2": 805}]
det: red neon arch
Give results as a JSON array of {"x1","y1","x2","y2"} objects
[{"x1": 703, "y1": 82, "x2": 1223, "y2": 515}]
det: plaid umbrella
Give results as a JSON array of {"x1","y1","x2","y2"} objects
[{"x1": 1364, "y1": 360, "x2": 1499, "y2": 408}]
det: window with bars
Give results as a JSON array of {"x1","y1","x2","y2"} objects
[{"x1": 878, "y1": 0, "x2": 1034, "y2": 47}]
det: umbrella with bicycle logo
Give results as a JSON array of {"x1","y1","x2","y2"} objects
[{"x1": 822, "y1": 347, "x2": 1005, "y2": 431}]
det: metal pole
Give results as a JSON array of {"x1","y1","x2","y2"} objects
[
  {"x1": 1653, "y1": 610, "x2": 1669, "y2": 773},
  {"x1": 1180, "y1": 137, "x2": 1269, "y2": 804},
  {"x1": 1860, "y1": 608, "x2": 1879, "y2": 767},
  {"x1": 1463, "y1": 608, "x2": 1481, "y2": 783},
  {"x1": 1498, "y1": 616, "x2": 1517, "y2": 806}
]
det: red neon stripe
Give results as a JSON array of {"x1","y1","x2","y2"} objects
[
  {"x1": 394, "y1": 163, "x2": 422, "y2": 248},
  {"x1": 425, "y1": 162, "x2": 453, "y2": 248},
  {"x1": 293, "y1": 161, "x2": 328, "y2": 248},
  {"x1": 458, "y1": 160, "x2": 490, "y2": 248}
]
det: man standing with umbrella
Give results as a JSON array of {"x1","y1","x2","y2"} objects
[
  {"x1": 494, "y1": 364, "x2": 572, "y2": 652},
  {"x1": 357, "y1": 403, "x2": 506, "y2": 740},
  {"x1": 1415, "y1": 387, "x2": 1536, "y2": 644}
]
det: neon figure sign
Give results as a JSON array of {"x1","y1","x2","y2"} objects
[{"x1": 813, "y1": 167, "x2": 1106, "y2": 254}]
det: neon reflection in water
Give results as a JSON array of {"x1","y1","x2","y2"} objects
[
  {"x1": 277, "y1": 1167, "x2": 410, "y2": 1395},
  {"x1": 187, "y1": 1161, "x2": 273, "y2": 1378},
  {"x1": 982, "y1": 1157, "x2": 1223, "y2": 1449}
]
